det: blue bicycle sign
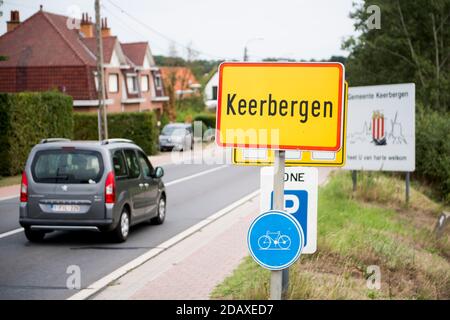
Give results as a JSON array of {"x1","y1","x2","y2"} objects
[
  {"x1": 258, "y1": 231, "x2": 291, "y2": 250},
  {"x1": 248, "y1": 210, "x2": 304, "y2": 270}
]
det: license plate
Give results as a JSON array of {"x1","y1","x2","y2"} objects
[{"x1": 52, "y1": 204, "x2": 81, "y2": 213}]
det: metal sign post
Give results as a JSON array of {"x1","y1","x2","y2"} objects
[
  {"x1": 270, "y1": 150, "x2": 285, "y2": 300},
  {"x1": 352, "y1": 170, "x2": 357, "y2": 192},
  {"x1": 405, "y1": 172, "x2": 410, "y2": 205}
]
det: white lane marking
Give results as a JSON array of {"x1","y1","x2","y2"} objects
[
  {"x1": 0, "y1": 195, "x2": 19, "y2": 202},
  {"x1": 0, "y1": 228, "x2": 23, "y2": 239},
  {"x1": 164, "y1": 165, "x2": 228, "y2": 187},
  {"x1": 67, "y1": 189, "x2": 260, "y2": 300}
]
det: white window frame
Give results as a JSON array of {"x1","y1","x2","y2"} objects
[
  {"x1": 141, "y1": 75, "x2": 149, "y2": 92},
  {"x1": 108, "y1": 73, "x2": 119, "y2": 93},
  {"x1": 127, "y1": 75, "x2": 138, "y2": 94},
  {"x1": 155, "y1": 75, "x2": 162, "y2": 89},
  {"x1": 93, "y1": 71, "x2": 99, "y2": 91}
]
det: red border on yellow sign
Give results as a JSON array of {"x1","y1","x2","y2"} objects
[{"x1": 216, "y1": 62, "x2": 344, "y2": 151}]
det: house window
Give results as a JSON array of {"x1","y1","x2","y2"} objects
[
  {"x1": 109, "y1": 74, "x2": 119, "y2": 93},
  {"x1": 93, "y1": 72, "x2": 99, "y2": 91},
  {"x1": 127, "y1": 75, "x2": 138, "y2": 94},
  {"x1": 141, "y1": 75, "x2": 149, "y2": 92},
  {"x1": 212, "y1": 86, "x2": 218, "y2": 100},
  {"x1": 155, "y1": 75, "x2": 162, "y2": 89}
]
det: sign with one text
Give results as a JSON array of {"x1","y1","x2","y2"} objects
[
  {"x1": 216, "y1": 62, "x2": 345, "y2": 151},
  {"x1": 344, "y1": 83, "x2": 415, "y2": 171},
  {"x1": 260, "y1": 166, "x2": 318, "y2": 254}
]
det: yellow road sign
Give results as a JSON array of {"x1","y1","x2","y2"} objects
[
  {"x1": 232, "y1": 82, "x2": 348, "y2": 167},
  {"x1": 216, "y1": 62, "x2": 345, "y2": 151}
]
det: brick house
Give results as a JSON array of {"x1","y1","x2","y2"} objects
[{"x1": 0, "y1": 8, "x2": 168, "y2": 114}]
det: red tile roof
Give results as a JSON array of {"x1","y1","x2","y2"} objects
[
  {"x1": 81, "y1": 36, "x2": 118, "y2": 64},
  {"x1": 0, "y1": 10, "x2": 96, "y2": 67},
  {"x1": 0, "y1": 9, "x2": 159, "y2": 102},
  {"x1": 121, "y1": 42, "x2": 148, "y2": 67}
]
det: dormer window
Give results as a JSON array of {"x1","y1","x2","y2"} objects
[
  {"x1": 155, "y1": 75, "x2": 162, "y2": 89},
  {"x1": 141, "y1": 75, "x2": 149, "y2": 92},
  {"x1": 109, "y1": 74, "x2": 119, "y2": 93},
  {"x1": 126, "y1": 74, "x2": 138, "y2": 94}
]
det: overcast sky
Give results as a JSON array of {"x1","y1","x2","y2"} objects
[{"x1": 0, "y1": 0, "x2": 360, "y2": 61}]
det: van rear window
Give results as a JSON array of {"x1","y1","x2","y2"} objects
[{"x1": 31, "y1": 149, "x2": 103, "y2": 184}]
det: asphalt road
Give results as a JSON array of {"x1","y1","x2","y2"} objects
[{"x1": 0, "y1": 161, "x2": 259, "y2": 299}]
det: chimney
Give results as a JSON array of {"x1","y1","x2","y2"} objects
[
  {"x1": 101, "y1": 18, "x2": 111, "y2": 37},
  {"x1": 80, "y1": 12, "x2": 94, "y2": 37},
  {"x1": 7, "y1": 10, "x2": 20, "y2": 33}
]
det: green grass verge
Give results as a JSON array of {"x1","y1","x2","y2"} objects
[
  {"x1": 211, "y1": 171, "x2": 450, "y2": 300},
  {"x1": 0, "y1": 175, "x2": 21, "y2": 188}
]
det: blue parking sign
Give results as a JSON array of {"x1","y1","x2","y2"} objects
[
  {"x1": 261, "y1": 167, "x2": 318, "y2": 254},
  {"x1": 247, "y1": 210, "x2": 304, "y2": 270},
  {"x1": 271, "y1": 190, "x2": 308, "y2": 245}
]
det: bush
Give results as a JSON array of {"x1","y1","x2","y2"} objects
[
  {"x1": 74, "y1": 111, "x2": 159, "y2": 155},
  {"x1": 173, "y1": 96, "x2": 207, "y2": 123},
  {"x1": 176, "y1": 95, "x2": 205, "y2": 112},
  {"x1": 159, "y1": 112, "x2": 170, "y2": 131},
  {"x1": 194, "y1": 113, "x2": 216, "y2": 128},
  {"x1": 0, "y1": 91, "x2": 73, "y2": 176},
  {"x1": 415, "y1": 109, "x2": 450, "y2": 202}
]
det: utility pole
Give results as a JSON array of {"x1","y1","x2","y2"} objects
[
  {"x1": 243, "y1": 38, "x2": 263, "y2": 62},
  {"x1": 95, "y1": 0, "x2": 108, "y2": 140}
]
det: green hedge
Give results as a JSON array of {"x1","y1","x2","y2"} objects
[
  {"x1": 0, "y1": 92, "x2": 73, "y2": 176},
  {"x1": 415, "y1": 109, "x2": 450, "y2": 202},
  {"x1": 176, "y1": 96, "x2": 205, "y2": 113},
  {"x1": 73, "y1": 111, "x2": 158, "y2": 155},
  {"x1": 194, "y1": 113, "x2": 216, "y2": 128}
]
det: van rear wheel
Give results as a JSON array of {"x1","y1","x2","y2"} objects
[
  {"x1": 111, "y1": 209, "x2": 130, "y2": 243},
  {"x1": 24, "y1": 227, "x2": 45, "y2": 242},
  {"x1": 150, "y1": 196, "x2": 166, "y2": 225}
]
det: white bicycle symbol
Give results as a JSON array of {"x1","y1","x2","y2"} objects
[{"x1": 257, "y1": 231, "x2": 291, "y2": 250}]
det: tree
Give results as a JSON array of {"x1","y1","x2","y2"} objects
[
  {"x1": 154, "y1": 55, "x2": 185, "y2": 67},
  {"x1": 343, "y1": 0, "x2": 450, "y2": 111},
  {"x1": 162, "y1": 68, "x2": 177, "y2": 122}
]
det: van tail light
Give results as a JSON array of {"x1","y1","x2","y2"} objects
[
  {"x1": 20, "y1": 171, "x2": 28, "y2": 202},
  {"x1": 105, "y1": 171, "x2": 116, "y2": 204}
]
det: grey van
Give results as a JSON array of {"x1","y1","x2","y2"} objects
[{"x1": 19, "y1": 139, "x2": 166, "y2": 243}]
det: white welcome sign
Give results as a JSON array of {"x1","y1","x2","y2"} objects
[{"x1": 344, "y1": 83, "x2": 415, "y2": 172}]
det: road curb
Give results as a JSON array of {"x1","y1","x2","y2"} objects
[{"x1": 67, "y1": 189, "x2": 260, "y2": 300}]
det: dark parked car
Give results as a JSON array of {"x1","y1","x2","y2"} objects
[
  {"x1": 19, "y1": 138, "x2": 166, "y2": 243},
  {"x1": 159, "y1": 123, "x2": 193, "y2": 151}
]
